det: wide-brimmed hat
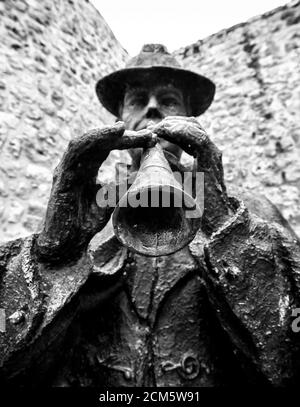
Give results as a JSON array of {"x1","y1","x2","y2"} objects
[{"x1": 96, "y1": 44, "x2": 215, "y2": 117}]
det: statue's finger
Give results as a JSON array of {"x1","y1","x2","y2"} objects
[{"x1": 116, "y1": 131, "x2": 157, "y2": 150}]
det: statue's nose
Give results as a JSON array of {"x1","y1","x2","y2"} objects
[
  {"x1": 147, "y1": 96, "x2": 159, "y2": 109},
  {"x1": 145, "y1": 96, "x2": 162, "y2": 119}
]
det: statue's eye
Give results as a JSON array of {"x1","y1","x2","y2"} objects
[
  {"x1": 161, "y1": 97, "x2": 178, "y2": 108},
  {"x1": 129, "y1": 96, "x2": 146, "y2": 107}
]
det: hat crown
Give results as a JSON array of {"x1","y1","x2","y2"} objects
[
  {"x1": 126, "y1": 43, "x2": 181, "y2": 69},
  {"x1": 141, "y1": 43, "x2": 168, "y2": 54}
]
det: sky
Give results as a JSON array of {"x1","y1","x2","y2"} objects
[{"x1": 90, "y1": 0, "x2": 289, "y2": 55}]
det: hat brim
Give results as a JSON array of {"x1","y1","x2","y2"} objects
[{"x1": 96, "y1": 66, "x2": 215, "y2": 117}]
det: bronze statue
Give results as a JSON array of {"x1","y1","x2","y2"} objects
[{"x1": 0, "y1": 44, "x2": 300, "y2": 386}]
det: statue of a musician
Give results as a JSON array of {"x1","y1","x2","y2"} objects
[{"x1": 1, "y1": 44, "x2": 300, "y2": 386}]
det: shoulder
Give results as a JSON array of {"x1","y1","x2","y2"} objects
[{"x1": 227, "y1": 185, "x2": 299, "y2": 241}]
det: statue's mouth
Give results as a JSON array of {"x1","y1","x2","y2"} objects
[{"x1": 134, "y1": 118, "x2": 161, "y2": 132}]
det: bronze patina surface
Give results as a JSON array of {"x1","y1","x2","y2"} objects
[{"x1": 1, "y1": 44, "x2": 300, "y2": 386}]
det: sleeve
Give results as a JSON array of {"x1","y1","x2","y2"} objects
[
  {"x1": 0, "y1": 234, "x2": 92, "y2": 384},
  {"x1": 190, "y1": 197, "x2": 300, "y2": 385}
]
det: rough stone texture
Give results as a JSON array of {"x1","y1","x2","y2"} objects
[
  {"x1": 174, "y1": 0, "x2": 300, "y2": 236},
  {"x1": 0, "y1": 0, "x2": 128, "y2": 242}
]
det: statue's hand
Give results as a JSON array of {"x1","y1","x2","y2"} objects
[
  {"x1": 35, "y1": 122, "x2": 156, "y2": 265},
  {"x1": 148, "y1": 115, "x2": 218, "y2": 159},
  {"x1": 149, "y1": 116, "x2": 231, "y2": 234}
]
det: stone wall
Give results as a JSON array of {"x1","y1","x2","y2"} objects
[
  {"x1": 0, "y1": 0, "x2": 128, "y2": 242},
  {"x1": 174, "y1": 0, "x2": 300, "y2": 236}
]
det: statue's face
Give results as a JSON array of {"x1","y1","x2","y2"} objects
[{"x1": 120, "y1": 81, "x2": 188, "y2": 166}]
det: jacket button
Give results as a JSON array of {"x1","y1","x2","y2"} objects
[
  {"x1": 8, "y1": 310, "x2": 25, "y2": 325},
  {"x1": 123, "y1": 370, "x2": 132, "y2": 381},
  {"x1": 178, "y1": 352, "x2": 200, "y2": 380}
]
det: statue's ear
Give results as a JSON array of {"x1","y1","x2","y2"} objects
[{"x1": 116, "y1": 102, "x2": 123, "y2": 122}]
